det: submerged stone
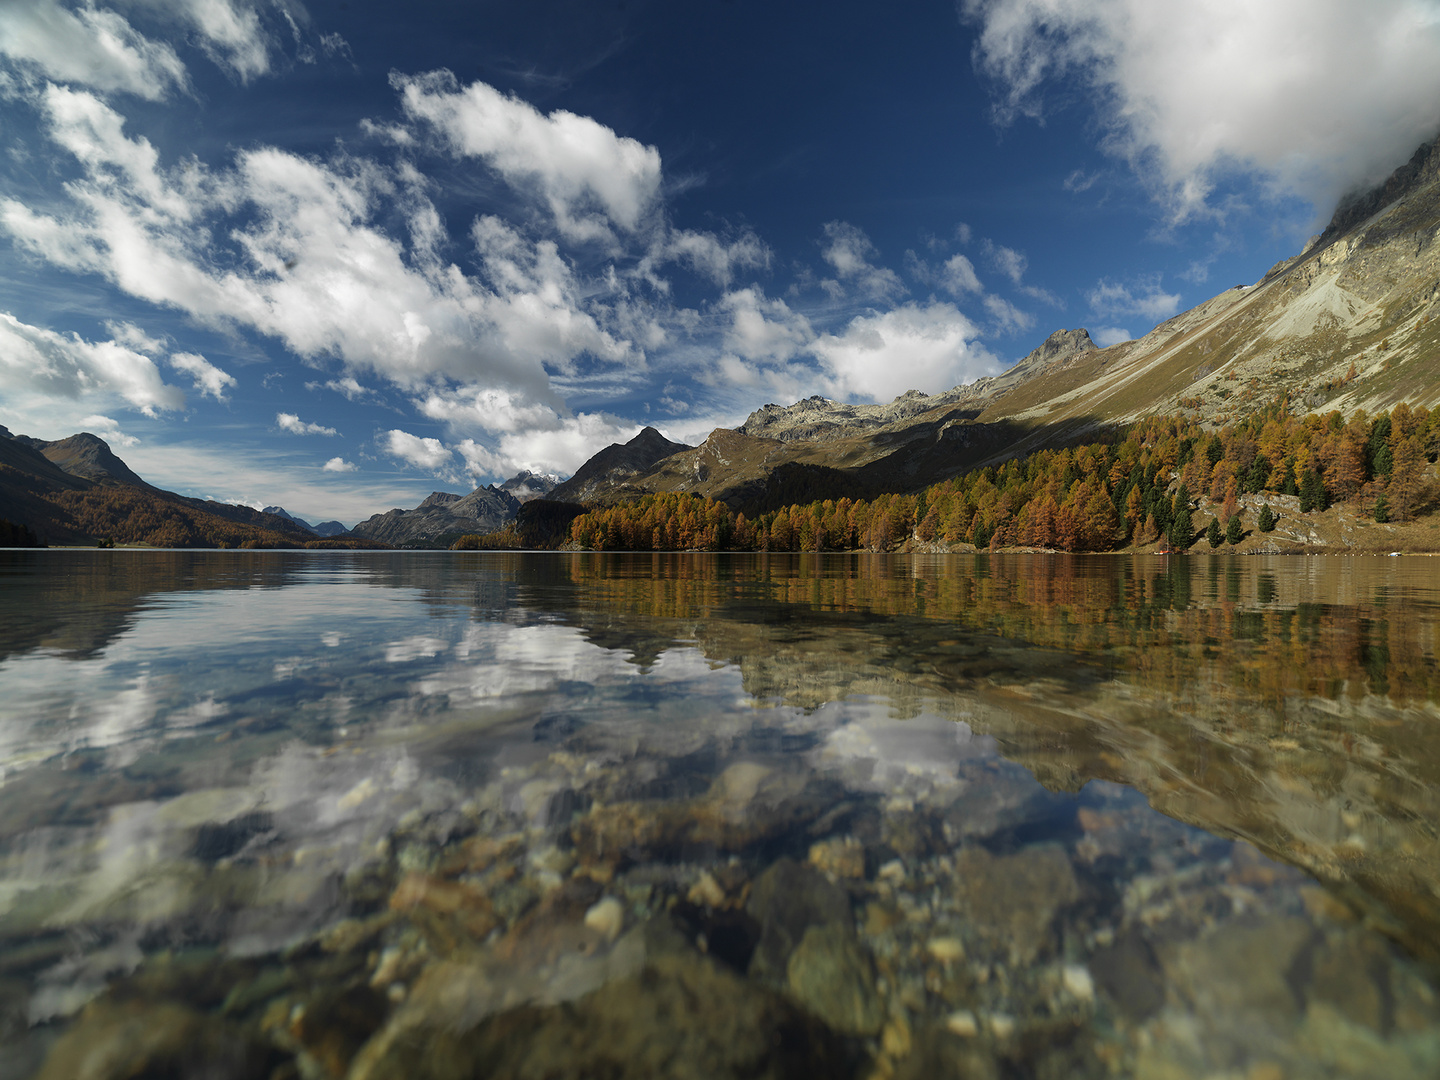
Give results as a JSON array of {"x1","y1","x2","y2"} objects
[
  {"x1": 949, "y1": 844, "x2": 1079, "y2": 964},
  {"x1": 349, "y1": 929, "x2": 849, "y2": 1080},
  {"x1": 785, "y1": 923, "x2": 883, "y2": 1035},
  {"x1": 34, "y1": 1000, "x2": 276, "y2": 1080},
  {"x1": 745, "y1": 857, "x2": 854, "y2": 983}
]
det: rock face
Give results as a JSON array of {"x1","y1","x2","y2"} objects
[
  {"x1": 547, "y1": 427, "x2": 693, "y2": 504},
  {"x1": 350, "y1": 486, "x2": 521, "y2": 547}
]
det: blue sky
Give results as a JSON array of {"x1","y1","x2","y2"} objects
[{"x1": 3, "y1": 0, "x2": 1440, "y2": 525}]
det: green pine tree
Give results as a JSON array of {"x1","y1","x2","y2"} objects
[
  {"x1": 1225, "y1": 514, "x2": 1243, "y2": 544},
  {"x1": 1257, "y1": 505, "x2": 1276, "y2": 532},
  {"x1": 1206, "y1": 516, "x2": 1223, "y2": 548},
  {"x1": 1169, "y1": 484, "x2": 1193, "y2": 549},
  {"x1": 1374, "y1": 492, "x2": 1391, "y2": 524},
  {"x1": 1299, "y1": 468, "x2": 1326, "y2": 513}
]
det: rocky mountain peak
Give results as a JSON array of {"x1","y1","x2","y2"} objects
[
  {"x1": 1317, "y1": 135, "x2": 1440, "y2": 250},
  {"x1": 18, "y1": 431, "x2": 152, "y2": 488}
]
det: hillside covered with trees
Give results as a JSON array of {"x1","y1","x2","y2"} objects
[{"x1": 554, "y1": 402, "x2": 1439, "y2": 554}]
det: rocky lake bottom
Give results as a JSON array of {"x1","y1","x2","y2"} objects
[{"x1": 2, "y1": 550, "x2": 1439, "y2": 1080}]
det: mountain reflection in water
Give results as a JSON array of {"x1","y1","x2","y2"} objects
[{"x1": 1, "y1": 550, "x2": 1439, "y2": 1079}]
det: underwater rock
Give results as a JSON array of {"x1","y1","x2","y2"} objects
[
  {"x1": 949, "y1": 844, "x2": 1079, "y2": 964},
  {"x1": 34, "y1": 999, "x2": 275, "y2": 1080},
  {"x1": 785, "y1": 923, "x2": 883, "y2": 1036},
  {"x1": 570, "y1": 763, "x2": 827, "y2": 868},
  {"x1": 891, "y1": 1025, "x2": 999, "y2": 1080},
  {"x1": 745, "y1": 857, "x2": 853, "y2": 983},
  {"x1": 349, "y1": 925, "x2": 849, "y2": 1080},
  {"x1": 389, "y1": 872, "x2": 499, "y2": 948},
  {"x1": 1088, "y1": 927, "x2": 1164, "y2": 1020},
  {"x1": 807, "y1": 835, "x2": 865, "y2": 880}
]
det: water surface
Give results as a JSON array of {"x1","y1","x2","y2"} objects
[{"x1": 2, "y1": 550, "x2": 1440, "y2": 1079}]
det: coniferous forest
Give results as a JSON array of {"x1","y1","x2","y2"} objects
[{"x1": 551, "y1": 403, "x2": 1439, "y2": 553}]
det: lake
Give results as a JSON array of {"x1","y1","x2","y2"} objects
[{"x1": 2, "y1": 550, "x2": 1439, "y2": 1079}]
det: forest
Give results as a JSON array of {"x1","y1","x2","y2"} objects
[{"x1": 560, "y1": 402, "x2": 1439, "y2": 553}]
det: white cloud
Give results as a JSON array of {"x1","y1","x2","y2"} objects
[
  {"x1": 984, "y1": 241, "x2": 1028, "y2": 285},
  {"x1": 5, "y1": 87, "x2": 631, "y2": 405},
  {"x1": 810, "y1": 302, "x2": 998, "y2": 401},
  {"x1": 79, "y1": 414, "x2": 139, "y2": 447},
  {"x1": 819, "y1": 221, "x2": 906, "y2": 301},
  {"x1": 1091, "y1": 326, "x2": 1132, "y2": 347},
  {"x1": 103, "y1": 321, "x2": 166, "y2": 353},
  {"x1": 485, "y1": 413, "x2": 640, "y2": 479},
  {"x1": 1086, "y1": 278, "x2": 1180, "y2": 322},
  {"x1": 170, "y1": 352, "x2": 234, "y2": 400},
  {"x1": 395, "y1": 69, "x2": 663, "y2": 244},
  {"x1": 941, "y1": 253, "x2": 983, "y2": 296},
  {"x1": 322, "y1": 456, "x2": 357, "y2": 473},
  {"x1": 718, "y1": 288, "x2": 813, "y2": 362},
  {"x1": 982, "y1": 294, "x2": 1035, "y2": 334},
  {"x1": 965, "y1": 0, "x2": 1440, "y2": 219},
  {"x1": 277, "y1": 412, "x2": 338, "y2": 436},
  {"x1": 661, "y1": 228, "x2": 770, "y2": 288},
  {"x1": 144, "y1": 0, "x2": 273, "y2": 82},
  {"x1": 382, "y1": 429, "x2": 452, "y2": 472},
  {"x1": 0, "y1": 310, "x2": 184, "y2": 416},
  {"x1": 316, "y1": 376, "x2": 374, "y2": 401},
  {"x1": 416, "y1": 384, "x2": 642, "y2": 480},
  {"x1": 0, "y1": 2, "x2": 188, "y2": 100}
]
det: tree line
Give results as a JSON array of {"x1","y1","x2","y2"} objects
[{"x1": 563, "y1": 402, "x2": 1439, "y2": 553}]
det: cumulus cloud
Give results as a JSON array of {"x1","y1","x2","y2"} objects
[
  {"x1": 382, "y1": 429, "x2": 452, "y2": 472},
  {"x1": 718, "y1": 287, "x2": 813, "y2": 362},
  {"x1": 1091, "y1": 326, "x2": 1132, "y2": 348},
  {"x1": 79, "y1": 414, "x2": 139, "y2": 447},
  {"x1": 965, "y1": 0, "x2": 1440, "y2": 218},
  {"x1": 322, "y1": 456, "x2": 357, "y2": 473},
  {"x1": 0, "y1": 1, "x2": 189, "y2": 100},
  {"x1": 819, "y1": 222, "x2": 906, "y2": 301},
  {"x1": 1086, "y1": 277, "x2": 1180, "y2": 322},
  {"x1": 3, "y1": 85, "x2": 636, "y2": 407},
  {"x1": 395, "y1": 69, "x2": 663, "y2": 244},
  {"x1": 277, "y1": 412, "x2": 337, "y2": 436},
  {"x1": 810, "y1": 302, "x2": 998, "y2": 401},
  {"x1": 0, "y1": 310, "x2": 184, "y2": 416},
  {"x1": 170, "y1": 352, "x2": 234, "y2": 400}
]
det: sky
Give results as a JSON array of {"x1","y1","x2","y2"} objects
[{"x1": 2, "y1": 0, "x2": 1440, "y2": 526}]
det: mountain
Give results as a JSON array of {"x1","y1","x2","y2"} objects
[
  {"x1": 551, "y1": 137, "x2": 1440, "y2": 512},
  {"x1": 350, "y1": 485, "x2": 521, "y2": 548},
  {"x1": 498, "y1": 470, "x2": 561, "y2": 503},
  {"x1": 262, "y1": 506, "x2": 318, "y2": 533},
  {"x1": 547, "y1": 427, "x2": 694, "y2": 504},
  {"x1": 0, "y1": 428, "x2": 379, "y2": 548},
  {"x1": 257, "y1": 507, "x2": 350, "y2": 537},
  {"x1": 16, "y1": 432, "x2": 154, "y2": 488}
]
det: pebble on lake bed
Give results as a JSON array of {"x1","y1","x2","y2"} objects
[
  {"x1": 926, "y1": 937, "x2": 965, "y2": 963},
  {"x1": 945, "y1": 1009, "x2": 980, "y2": 1037},
  {"x1": 583, "y1": 896, "x2": 625, "y2": 941},
  {"x1": 1061, "y1": 963, "x2": 1094, "y2": 1002}
]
